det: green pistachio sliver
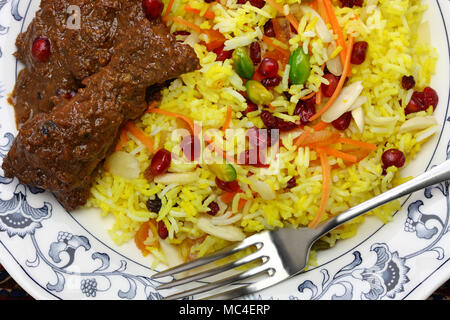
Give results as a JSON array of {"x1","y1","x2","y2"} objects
[
  {"x1": 288, "y1": 48, "x2": 311, "y2": 85},
  {"x1": 233, "y1": 47, "x2": 255, "y2": 80},
  {"x1": 209, "y1": 163, "x2": 237, "y2": 182},
  {"x1": 246, "y1": 80, "x2": 274, "y2": 105}
]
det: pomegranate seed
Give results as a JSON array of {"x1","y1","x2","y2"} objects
[
  {"x1": 405, "y1": 91, "x2": 424, "y2": 115},
  {"x1": 180, "y1": 135, "x2": 201, "y2": 161},
  {"x1": 249, "y1": 0, "x2": 265, "y2": 8},
  {"x1": 331, "y1": 112, "x2": 352, "y2": 130},
  {"x1": 213, "y1": 44, "x2": 233, "y2": 62},
  {"x1": 215, "y1": 178, "x2": 240, "y2": 193},
  {"x1": 207, "y1": 201, "x2": 220, "y2": 216},
  {"x1": 258, "y1": 58, "x2": 279, "y2": 78},
  {"x1": 158, "y1": 220, "x2": 168, "y2": 239},
  {"x1": 423, "y1": 87, "x2": 439, "y2": 111},
  {"x1": 351, "y1": 41, "x2": 368, "y2": 65},
  {"x1": 263, "y1": 20, "x2": 276, "y2": 37},
  {"x1": 31, "y1": 36, "x2": 51, "y2": 62},
  {"x1": 242, "y1": 101, "x2": 258, "y2": 116},
  {"x1": 65, "y1": 91, "x2": 76, "y2": 99},
  {"x1": 150, "y1": 148, "x2": 171, "y2": 175},
  {"x1": 286, "y1": 177, "x2": 297, "y2": 188},
  {"x1": 405, "y1": 87, "x2": 439, "y2": 115},
  {"x1": 260, "y1": 110, "x2": 278, "y2": 129},
  {"x1": 249, "y1": 42, "x2": 262, "y2": 65},
  {"x1": 142, "y1": 0, "x2": 164, "y2": 20},
  {"x1": 401, "y1": 75, "x2": 415, "y2": 90},
  {"x1": 321, "y1": 73, "x2": 340, "y2": 98},
  {"x1": 146, "y1": 196, "x2": 162, "y2": 213},
  {"x1": 340, "y1": 0, "x2": 363, "y2": 7},
  {"x1": 382, "y1": 149, "x2": 405, "y2": 170},
  {"x1": 294, "y1": 98, "x2": 316, "y2": 125},
  {"x1": 261, "y1": 76, "x2": 281, "y2": 88}
]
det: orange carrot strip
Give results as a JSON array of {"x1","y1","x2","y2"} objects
[
  {"x1": 221, "y1": 192, "x2": 237, "y2": 204},
  {"x1": 147, "y1": 108, "x2": 195, "y2": 133},
  {"x1": 164, "y1": 16, "x2": 202, "y2": 33},
  {"x1": 121, "y1": 129, "x2": 128, "y2": 145},
  {"x1": 316, "y1": 64, "x2": 326, "y2": 105},
  {"x1": 184, "y1": 4, "x2": 215, "y2": 20},
  {"x1": 323, "y1": 0, "x2": 347, "y2": 68},
  {"x1": 222, "y1": 106, "x2": 233, "y2": 131},
  {"x1": 338, "y1": 137, "x2": 377, "y2": 150},
  {"x1": 316, "y1": 89, "x2": 322, "y2": 105},
  {"x1": 265, "y1": 0, "x2": 300, "y2": 32},
  {"x1": 165, "y1": 17, "x2": 225, "y2": 51},
  {"x1": 316, "y1": 146, "x2": 357, "y2": 163},
  {"x1": 293, "y1": 129, "x2": 311, "y2": 147},
  {"x1": 114, "y1": 128, "x2": 128, "y2": 152},
  {"x1": 238, "y1": 198, "x2": 247, "y2": 211},
  {"x1": 344, "y1": 149, "x2": 370, "y2": 165},
  {"x1": 115, "y1": 129, "x2": 127, "y2": 152},
  {"x1": 309, "y1": 36, "x2": 354, "y2": 121},
  {"x1": 114, "y1": 140, "x2": 122, "y2": 152},
  {"x1": 317, "y1": 0, "x2": 330, "y2": 26},
  {"x1": 163, "y1": 0, "x2": 176, "y2": 20},
  {"x1": 295, "y1": 130, "x2": 340, "y2": 147},
  {"x1": 262, "y1": 35, "x2": 291, "y2": 57},
  {"x1": 124, "y1": 122, "x2": 155, "y2": 152},
  {"x1": 312, "y1": 121, "x2": 328, "y2": 131},
  {"x1": 308, "y1": 151, "x2": 330, "y2": 228},
  {"x1": 300, "y1": 92, "x2": 316, "y2": 101},
  {"x1": 309, "y1": 148, "x2": 370, "y2": 169},
  {"x1": 203, "y1": 29, "x2": 226, "y2": 51},
  {"x1": 344, "y1": 148, "x2": 371, "y2": 164}
]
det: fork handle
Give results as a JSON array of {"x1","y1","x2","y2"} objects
[{"x1": 314, "y1": 158, "x2": 450, "y2": 239}]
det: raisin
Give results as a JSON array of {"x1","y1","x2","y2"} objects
[{"x1": 146, "y1": 195, "x2": 162, "y2": 213}]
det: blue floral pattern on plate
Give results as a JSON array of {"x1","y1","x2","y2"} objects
[{"x1": 0, "y1": 0, "x2": 449, "y2": 300}]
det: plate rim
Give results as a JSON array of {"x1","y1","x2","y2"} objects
[{"x1": 0, "y1": 0, "x2": 449, "y2": 300}]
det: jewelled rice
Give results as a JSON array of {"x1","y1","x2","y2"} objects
[{"x1": 86, "y1": 0, "x2": 438, "y2": 268}]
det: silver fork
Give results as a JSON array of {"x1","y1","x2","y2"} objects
[{"x1": 151, "y1": 158, "x2": 450, "y2": 300}]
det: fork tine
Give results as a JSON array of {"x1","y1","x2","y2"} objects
[
  {"x1": 162, "y1": 264, "x2": 275, "y2": 300},
  {"x1": 151, "y1": 234, "x2": 266, "y2": 279},
  {"x1": 202, "y1": 272, "x2": 289, "y2": 300},
  {"x1": 156, "y1": 248, "x2": 268, "y2": 290}
]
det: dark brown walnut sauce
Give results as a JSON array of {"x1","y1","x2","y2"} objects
[
  {"x1": 12, "y1": 0, "x2": 123, "y2": 126},
  {"x1": 3, "y1": 0, "x2": 200, "y2": 211}
]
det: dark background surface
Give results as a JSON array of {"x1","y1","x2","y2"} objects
[{"x1": 0, "y1": 263, "x2": 448, "y2": 300}]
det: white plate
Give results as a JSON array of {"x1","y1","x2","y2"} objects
[{"x1": 0, "y1": 0, "x2": 449, "y2": 300}]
